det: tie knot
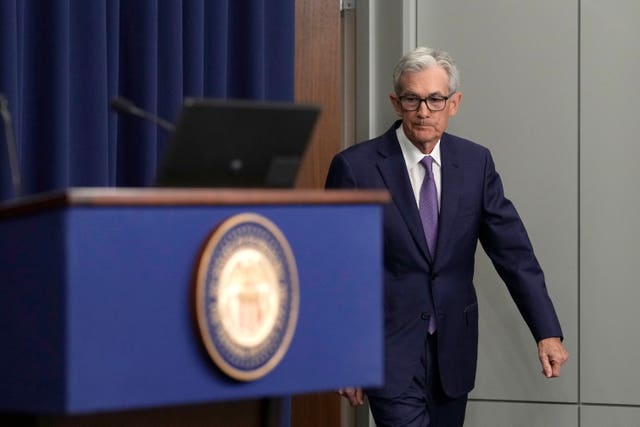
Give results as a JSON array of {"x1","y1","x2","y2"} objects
[{"x1": 420, "y1": 156, "x2": 434, "y2": 173}]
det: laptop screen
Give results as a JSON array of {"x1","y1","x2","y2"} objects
[{"x1": 155, "y1": 98, "x2": 320, "y2": 188}]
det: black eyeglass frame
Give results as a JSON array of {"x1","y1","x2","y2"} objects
[{"x1": 397, "y1": 93, "x2": 456, "y2": 112}]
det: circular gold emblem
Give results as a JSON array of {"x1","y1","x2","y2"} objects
[{"x1": 195, "y1": 213, "x2": 299, "y2": 381}]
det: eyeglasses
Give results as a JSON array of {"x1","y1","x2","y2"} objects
[{"x1": 398, "y1": 93, "x2": 455, "y2": 112}]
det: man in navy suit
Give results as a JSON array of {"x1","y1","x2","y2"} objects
[{"x1": 326, "y1": 47, "x2": 568, "y2": 426}]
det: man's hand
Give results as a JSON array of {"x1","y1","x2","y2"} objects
[
  {"x1": 337, "y1": 387, "x2": 365, "y2": 407},
  {"x1": 538, "y1": 337, "x2": 569, "y2": 378}
]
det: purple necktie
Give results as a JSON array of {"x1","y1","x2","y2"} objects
[
  {"x1": 419, "y1": 156, "x2": 438, "y2": 334},
  {"x1": 419, "y1": 156, "x2": 439, "y2": 257}
]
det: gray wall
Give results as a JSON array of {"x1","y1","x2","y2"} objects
[{"x1": 355, "y1": 0, "x2": 640, "y2": 425}]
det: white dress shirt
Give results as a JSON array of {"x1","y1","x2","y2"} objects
[{"x1": 396, "y1": 125, "x2": 442, "y2": 211}]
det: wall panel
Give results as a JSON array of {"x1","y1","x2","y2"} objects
[
  {"x1": 466, "y1": 401, "x2": 577, "y2": 427},
  {"x1": 580, "y1": 0, "x2": 640, "y2": 405},
  {"x1": 581, "y1": 405, "x2": 640, "y2": 427}
]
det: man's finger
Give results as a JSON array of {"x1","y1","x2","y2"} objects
[
  {"x1": 541, "y1": 357, "x2": 553, "y2": 378},
  {"x1": 338, "y1": 387, "x2": 365, "y2": 407},
  {"x1": 345, "y1": 389, "x2": 359, "y2": 406},
  {"x1": 550, "y1": 360, "x2": 562, "y2": 377}
]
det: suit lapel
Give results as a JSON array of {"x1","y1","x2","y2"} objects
[
  {"x1": 435, "y1": 133, "x2": 462, "y2": 264},
  {"x1": 376, "y1": 124, "x2": 433, "y2": 263}
]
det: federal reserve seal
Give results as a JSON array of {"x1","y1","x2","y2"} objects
[{"x1": 194, "y1": 213, "x2": 299, "y2": 381}]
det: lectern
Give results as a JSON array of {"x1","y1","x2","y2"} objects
[{"x1": 0, "y1": 188, "x2": 387, "y2": 426}]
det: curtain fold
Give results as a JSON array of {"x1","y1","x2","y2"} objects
[{"x1": 0, "y1": 0, "x2": 294, "y2": 200}]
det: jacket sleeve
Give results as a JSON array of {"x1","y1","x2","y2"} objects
[{"x1": 478, "y1": 150, "x2": 564, "y2": 342}]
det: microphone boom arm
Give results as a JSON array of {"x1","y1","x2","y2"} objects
[{"x1": 109, "y1": 96, "x2": 175, "y2": 133}]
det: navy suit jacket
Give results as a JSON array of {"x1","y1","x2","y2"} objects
[{"x1": 325, "y1": 121, "x2": 563, "y2": 398}]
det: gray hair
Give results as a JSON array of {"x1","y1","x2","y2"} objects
[{"x1": 393, "y1": 47, "x2": 461, "y2": 96}]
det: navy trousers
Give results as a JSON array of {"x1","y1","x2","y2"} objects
[{"x1": 367, "y1": 334, "x2": 468, "y2": 427}]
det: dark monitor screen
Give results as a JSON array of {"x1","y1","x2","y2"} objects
[{"x1": 155, "y1": 98, "x2": 320, "y2": 188}]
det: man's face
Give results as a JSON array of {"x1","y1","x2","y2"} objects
[{"x1": 389, "y1": 67, "x2": 462, "y2": 152}]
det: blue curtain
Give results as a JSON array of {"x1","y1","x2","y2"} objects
[{"x1": 0, "y1": 0, "x2": 294, "y2": 201}]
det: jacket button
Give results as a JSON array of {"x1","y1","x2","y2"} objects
[{"x1": 421, "y1": 312, "x2": 429, "y2": 320}]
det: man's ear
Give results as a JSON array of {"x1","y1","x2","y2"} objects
[
  {"x1": 448, "y1": 92, "x2": 463, "y2": 117},
  {"x1": 389, "y1": 93, "x2": 403, "y2": 117}
]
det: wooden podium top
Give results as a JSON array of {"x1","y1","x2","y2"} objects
[{"x1": 0, "y1": 187, "x2": 390, "y2": 219}]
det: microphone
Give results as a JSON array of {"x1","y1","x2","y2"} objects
[
  {"x1": 0, "y1": 93, "x2": 23, "y2": 197},
  {"x1": 109, "y1": 96, "x2": 175, "y2": 133}
]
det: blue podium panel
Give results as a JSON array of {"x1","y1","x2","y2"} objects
[{"x1": 0, "y1": 189, "x2": 386, "y2": 414}]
